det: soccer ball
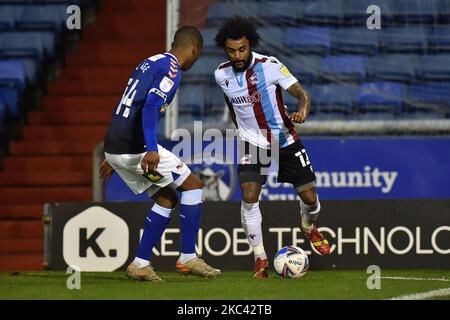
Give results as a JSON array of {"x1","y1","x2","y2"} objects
[{"x1": 273, "y1": 245, "x2": 309, "y2": 278}]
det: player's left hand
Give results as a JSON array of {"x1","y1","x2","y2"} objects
[
  {"x1": 290, "y1": 107, "x2": 309, "y2": 124},
  {"x1": 99, "y1": 159, "x2": 114, "y2": 181}
]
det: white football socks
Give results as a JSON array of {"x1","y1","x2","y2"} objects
[
  {"x1": 241, "y1": 201, "x2": 267, "y2": 261},
  {"x1": 178, "y1": 253, "x2": 197, "y2": 264},
  {"x1": 299, "y1": 196, "x2": 321, "y2": 231},
  {"x1": 133, "y1": 257, "x2": 150, "y2": 268}
]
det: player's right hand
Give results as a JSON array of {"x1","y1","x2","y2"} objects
[{"x1": 141, "y1": 151, "x2": 160, "y2": 175}]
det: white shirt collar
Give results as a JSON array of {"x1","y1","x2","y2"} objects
[{"x1": 165, "y1": 52, "x2": 179, "y2": 64}]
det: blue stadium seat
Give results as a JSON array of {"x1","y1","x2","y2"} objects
[
  {"x1": 438, "y1": 0, "x2": 450, "y2": 22},
  {"x1": 429, "y1": 26, "x2": 450, "y2": 52},
  {"x1": 201, "y1": 28, "x2": 220, "y2": 54},
  {"x1": 290, "y1": 55, "x2": 321, "y2": 84},
  {"x1": 416, "y1": 54, "x2": 450, "y2": 81},
  {"x1": 312, "y1": 84, "x2": 355, "y2": 119},
  {"x1": 0, "y1": 60, "x2": 26, "y2": 92},
  {"x1": 405, "y1": 83, "x2": 450, "y2": 118},
  {"x1": 258, "y1": 27, "x2": 283, "y2": 52},
  {"x1": 207, "y1": 2, "x2": 237, "y2": 26},
  {"x1": 0, "y1": 5, "x2": 18, "y2": 31},
  {"x1": 40, "y1": 30, "x2": 57, "y2": 59},
  {"x1": 356, "y1": 82, "x2": 404, "y2": 119},
  {"x1": 19, "y1": 58, "x2": 38, "y2": 85},
  {"x1": 303, "y1": 0, "x2": 345, "y2": 25},
  {"x1": 389, "y1": 0, "x2": 439, "y2": 24},
  {"x1": 0, "y1": 31, "x2": 44, "y2": 61},
  {"x1": 381, "y1": 27, "x2": 430, "y2": 53},
  {"x1": 366, "y1": 54, "x2": 417, "y2": 82},
  {"x1": 179, "y1": 85, "x2": 206, "y2": 120},
  {"x1": 0, "y1": 86, "x2": 20, "y2": 119},
  {"x1": 331, "y1": 28, "x2": 380, "y2": 55},
  {"x1": 185, "y1": 55, "x2": 223, "y2": 83},
  {"x1": 17, "y1": 4, "x2": 67, "y2": 33},
  {"x1": 320, "y1": 55, "x2": 366, "y2": 82},
  {"x1": 284, "y1": 27, "x2": 331, "y2": 54},
  {"x1": 257, "y1": 1, "x2": 300, "y2": 25},
  {"x1": 206, "y1": 85, "x2": 226, "y2": 110}
]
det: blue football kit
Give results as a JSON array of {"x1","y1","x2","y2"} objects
[{"x1": 104, "y1": 52, "x2": 180, "y2": 154}]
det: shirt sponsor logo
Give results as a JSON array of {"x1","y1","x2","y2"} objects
[{"x1": 230, "y1": 91, "x2": 262, "y2": 105}]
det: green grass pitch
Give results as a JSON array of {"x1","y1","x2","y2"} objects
[{"x1": 0, "y1": 270, "x2": 449, "y2": 300}]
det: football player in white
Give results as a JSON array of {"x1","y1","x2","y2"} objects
[{"x1": 214, "y1": 17, "x2": 330, "y2": 279}]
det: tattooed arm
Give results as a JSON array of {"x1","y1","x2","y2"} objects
[{"x1": 286, "y1": 82, "x2": 311, "y2": 124}]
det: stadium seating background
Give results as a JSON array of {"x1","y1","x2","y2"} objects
[
  {"x1": 179, "y1": 0, "x2": 450, "y2": 123},
  {"x1": 1, "y1": 0, "x2": 449, "y2": 272},
  {"x1": 0, "y1": 0, "x2": 164, "y2": 270}
]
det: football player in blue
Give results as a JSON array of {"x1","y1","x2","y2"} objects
[{"x1": 100, "y1": 26, "x2": 220, "y2": 281}]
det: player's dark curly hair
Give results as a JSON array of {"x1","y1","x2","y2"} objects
[{"x1": 215, "y1": 16, "x2": 260, "y2": 48}]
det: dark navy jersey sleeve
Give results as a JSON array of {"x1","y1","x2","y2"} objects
[
  {"x1": 142, "y1": 61, "x2": 180, "y2": 151},
  {"x1": 103, "y1": 53, "x2": 180, "y2": 154}
]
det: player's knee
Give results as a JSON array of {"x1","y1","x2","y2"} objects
[
  {"x1": 193, "y1": 176, "x2": 204, "y2": 189},
  {"x1": 182, "y1": 173, "x2": 204, "y2": 190},
  {"x1": 299, "y1": 187, "x2": 317, "y2": 205},
  {"x1": 242, "y1": 187, "x2": 260, "y2": 203},
  {"x1": 153, "y1": 188, "x2": 178, "y2": 209},
  {"x1": 167, "y1": 192, "x2": 179, "y2": 208}
]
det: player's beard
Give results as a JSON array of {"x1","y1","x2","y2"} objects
[{"x1": 232, "y1": 53, "x2": 253, "y2": 73}]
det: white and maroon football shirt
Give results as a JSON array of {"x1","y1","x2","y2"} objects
[{"x1": 215, "y1": 52, "x2": 300, "y2": 149}]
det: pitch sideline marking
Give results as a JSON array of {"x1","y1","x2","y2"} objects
[
  {"x1": 389, "y1": 287, "x2": 450, "y2": 300},
  {"x1": 379, "y1": 276, "x2": 450, "y2": 282}
]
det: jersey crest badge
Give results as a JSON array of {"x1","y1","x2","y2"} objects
[
  {"x1": 249, "y1": 73, "x2": 259, "y2": 85},
  {"x1": 278, "y1": 65, "x2": 292, "y2": 77},
  {"x1": 160, "y1": 76, "x2": 174, "y2": 93}
]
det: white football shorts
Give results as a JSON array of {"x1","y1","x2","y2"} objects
[{"x1": 105, "y1": 145, "x2": 191, "y2": 197}]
